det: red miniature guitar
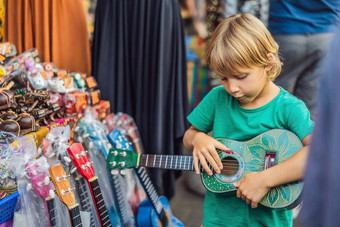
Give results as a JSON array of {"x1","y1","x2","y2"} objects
[{"x1": 67, "y1": 143, "x2": 112, "y2": 227}]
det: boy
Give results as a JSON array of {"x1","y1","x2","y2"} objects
[{"x1": 183, "y1": 14, "x2": 314, "y2": 227}]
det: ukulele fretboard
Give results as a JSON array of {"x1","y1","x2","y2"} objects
[
  {"x1": 89, "y1": 178, "x2": 112, "y2": 227},
  {"x1": 75, "y1": 177, "x2": 96, "y2": 227},
  {"x1": 69, "y1": 204, "x2": 82, "y2": 227},
  {"x1": 140, "y1": 154, "x2": 207, "y2": 172},
  {"x1": 136, "y1": 166, "x2": 166, "y2": 221},
  {"x1": 46, "y1": 198, "x2": 56, "y2": 227},
  {"x1": 111, "y1": 173, "x2": 134, "y2": 227}
]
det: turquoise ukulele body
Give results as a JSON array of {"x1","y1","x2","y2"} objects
[{"x1": 201, "y1": 129, "x2": 303, "y2": 209}]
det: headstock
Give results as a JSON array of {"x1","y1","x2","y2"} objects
[
  {"x1": 118, "y1": 113, "x2": 140, "y2": 143},
  {"x1": 80, "y1": 122, "x2": 112, "y2": 158},
  {"x1": 107, "y1": 129, "x2": 133, "y2": 151},
  {"x1": 107, "y1": 148, "x2": 138, "y2": 170},
  {"x1": 25, "y1": 158, "x2": 55, "y2": 200},
  {"x1": 49, "y1": 164, "x2": 76, "y2": 208},
  {"x1": 67, "y1": 143, "x2": 95, "y2": 181}
]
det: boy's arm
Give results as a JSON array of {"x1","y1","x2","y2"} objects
[
  {"x1": 183, "y1": 125, "x2": 230, "y2": 175},
  {"x1": 233, "y1": 134, "x2": 311, "y2": 208}
]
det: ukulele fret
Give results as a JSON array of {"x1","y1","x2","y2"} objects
[
  {"x1": 89, "y1": 179, "x2": 112, "y2": 227},
  {"x1": 111, "y1": 174, "x2": 133, "y2": 225},
  {"x1": 136, "y1": 167, "x2": 164, "y2": 216},
  {"x1": 47, "y1": 198, "x2": 57, "y2": 227},
  {"x1": 69, "y1": 205, "x2": 82, "y2": 227}
]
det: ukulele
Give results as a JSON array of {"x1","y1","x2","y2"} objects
[
  {"x1": 49, "y1": 164, "x2": 83, "y2": 227},
  {"x1": 41, "y1": 127, "x2": 97, "y2": 227},
  {"x1": 78, "y1": 120, "x2": 136, "y2": 227},
  {"x1": 26, "y1": 157, "x2": 57, "y2": 227},
  {"x1": 108, "y1": 129, "x2": 184, "y2": 227},
  {"x1": 67, "y1": 143, "x2": 112, "y2": 227},
  {"x1": 107, "y1": 129, "x2": 304, "y2": 209}
]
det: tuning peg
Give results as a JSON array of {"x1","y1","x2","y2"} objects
[
  {"x1": 37, "y1": 147, "x2": 43, "y2": 155},
  {"x1": 26, "y1": 183, "x2": 32, "y2": 192},
  {"x1": 111, "y1": 150, "x2": 118, "y2": 156},
  {"x1": 63, "y1": 156, "x2": 72, "y2": 163},
  {"x1": 49, "y1": 190, "x2": 55, "y2": 199},
  {"x1": 86, "y1": 162, "x2": 93, "y2": 167},
  {"x1": 117, "y1": 144, "x2": 122, "y2": 149},
  {"x1": 81, "y1": 150, "x2": 86, "y2": 156},
  {"x1": 83, "y1": 133, "x2": 90, "y2": 138},
  {"x1": 107, "y1": 143, "x2": 112, "y2": 149},
  {"x1": 44, "y1": 176, "x2": 50, "y2": 185},
  {"x1": 118, "y1": 162, "x2": 126, "y2": 167},
  {"x1": 110, "y1": 161, "x2": 116, "y2": 167},
  {"x1": 89, "y1": 141, "x2": 94, "y2": 149},
  {"x1": 120, "y1": 152, "x2": 126, "y2": 157},
  {"x1": 48, "y1": 152, "x2": 56, "y2": 158},
  {"x1": 20, "y1": 171, "x2": 28, "y2": 179},
  {"x1": 75, "y1": 126, "x2": 80, "y2": 132},
  {"x1": 70, "y1": 167, "x2": 77, "y2": 174},
  {"x1": 111, "y1": 169, "x2": 119, "y2": 175},
  {"x1": 120, "y1": 169, "x2": 127, "y2": 175},
  {"x1": 77, "y1": 136, "x2": 83, "y2": 143}
]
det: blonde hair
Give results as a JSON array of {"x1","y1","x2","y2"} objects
[{"x1": 205, "y1": 13, "x2": 282, "y2": 80}]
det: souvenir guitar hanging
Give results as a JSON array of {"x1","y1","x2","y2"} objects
[
  {"x1": 78, "y1": 120, "x2": 135, "y2": 227},
  {"x1": 67, "y1": 143, "x2": 112, "y2": 227},
  {"x1": 105, "y1": 113, "x2": 147, "y2": 215},
  {"x1": 41, "y1": 126, "x2": 97, "y2": 227},
  {"x1": 25, "y1": 157, "x2": 57, "y2": 227},
  {"x1": 49, "y1": 164, "x2": 83, "y2": 227},
  {"x1": 107, "y1": 129, "x2": 183, "y2": 227},
  {"x1": 107, "y1": 129, "x2": 304, "y2": 210}
]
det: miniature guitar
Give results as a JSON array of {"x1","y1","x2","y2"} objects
[
  {"x1": 49, "y1": 164, "x2": 83, "y2": 227},
  {"x1": 108, "y1": 129, "x2": 184, "y2": 227},
  {"x1": 81, "y1": 121, "x2": 136, "y2": 227},
  {"x1": 41, "y1": 128, "x2": 97, "y2": 227},
  {"x1": 26, "y1": 158, "x2": 57, "y2": 227},
  {"x1": 107, "y1": 129, "x2": 304, "y2": 209},
  {"x1": 67, "y1": 143, "x2": 112, "y2": 227}
]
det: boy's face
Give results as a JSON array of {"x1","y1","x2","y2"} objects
[{"x1": 220, "y1": 66, "x2": 270, "y2": 106}]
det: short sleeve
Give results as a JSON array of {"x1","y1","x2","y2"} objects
[
  {"x1": 187, "y1": 87, "x2": 219, "y2": 133},
  {"x1": 286, "y1": 101, "x2": 314, "y2": 141}
]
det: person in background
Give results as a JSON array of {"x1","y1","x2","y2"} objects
[
  {"x1": 268, "y1": 0, "x2": 340, "y2": 119},
  {"x1": 183, "y1": 13, "x2": 314, "y2": 227},
  {"x1": 300, "y1": 26, "x2": 340, "y2": 227}
]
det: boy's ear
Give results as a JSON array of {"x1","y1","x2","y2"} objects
[{"x1": 265, "y1": 53, "x2": 275, "y2": 71}]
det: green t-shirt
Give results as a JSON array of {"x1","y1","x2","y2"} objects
[{"x1": 187, "y1": 85, "x2": 314, "y2": 227}]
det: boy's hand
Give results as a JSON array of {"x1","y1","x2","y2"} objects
[
  {"x1": 233, "y1": 172, "x2": 271, "y2": 208},
  {"x1": 192, "y1": 132, "x2": 230, "y2": 175}
]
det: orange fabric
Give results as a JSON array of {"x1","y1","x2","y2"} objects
[{"x1": 4, "y1": 0, "x2": 91, "y2": 75}]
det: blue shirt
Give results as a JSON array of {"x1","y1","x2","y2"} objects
[
  {"x1": 268, "y1": 0, "x2": 340, "y2": 34},
  {"x1": 300, "y1": 25, "x2": 340, "y2": 227}
]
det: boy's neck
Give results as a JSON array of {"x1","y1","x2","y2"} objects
[{"x1": 239, "y1": 81, "x2": 280, "y2": 109}]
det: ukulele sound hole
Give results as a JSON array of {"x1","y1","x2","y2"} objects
[{"x1": 221, "y1": 156, "x2": 239, "y2": 176}]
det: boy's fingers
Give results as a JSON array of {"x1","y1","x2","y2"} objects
[
  {"x1": 210, "y1": 150, "x2": 223, "y2": 170},
  {"x1": 193, "y1": 155, "x2": 200, "y2": 174},
  {"x1": 198, "y1": 154, "x2": 213, "y2": 176},
  {"x1": 206, "y1": 150, "x2": 221, "y2": 174},
  {"x1": 251, "y1": 201, "x2": 258, "y2": 209},
  {"x1": 214, "y1": 141, "x2": 230, "y2": 151}
]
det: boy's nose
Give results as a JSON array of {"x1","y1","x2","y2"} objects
[{"x1": 229, "y1": 83, "x2": 240, "y2": 93}]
